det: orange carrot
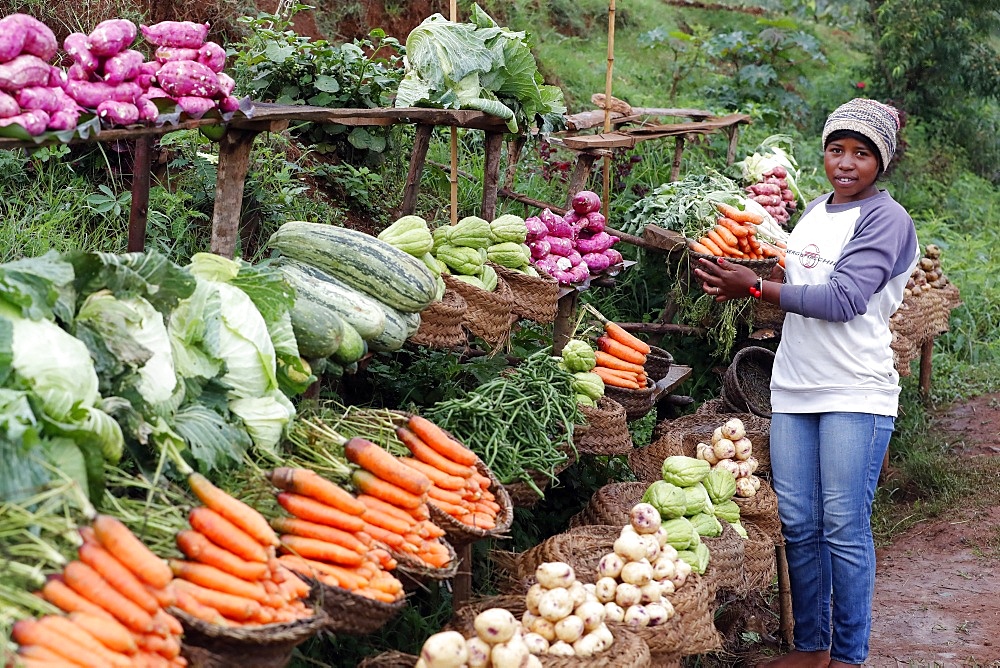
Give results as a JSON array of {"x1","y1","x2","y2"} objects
[
  {"x1": 275, "y1": 492, "x2": 367, "y2": 533},
  {"x1": 16, "y1": 644, "x2": 77, "y2": 664},
  {"x1": 713, "y1": 223, "x2": 740, "y2": 248},
  {"x1": 11, "y1": 618, "x2": 115, "y2": 668},
  {"x1": 279, "y1": 534, "x2": 366, "y2": 567},
  {"x1": 602, "y1": 322, "x2": 651, "y2": 356},
  {"x1": 717, "y1": 216, "x2": 750, "y2": 237},
  {"x1": 592, "y1": 366, "x2": 642, "y2": 389},
  {"x1": 474, "y1": 500, "x2": 500, "y2": 516},
  {"x1": 35, "y1": 615, "x2": 132, "y2": 667},
  {"x1": 360, "y1": 522, "x2": 406, "y2": 550},
  {"x1": 188, "y1": 473, "x2": 279, "y2": 548},
  {"x1": 717, "y1": 202, "x2": 763, "y2": 225},
  {"x1": 176, "y1": 530, "x2": 270, "y2": 582},
  {"x1": 40, "y1": 576, "x2": 111, "y2": 618},
  {"x1": 188, "y1": 507, "x2": 269, "y2": 564},
  {"x1": 358, "y1": 587, "x2": 399, "y2": 604},
  {"x1": 343, "y1": 438, "x2": 431, "y2": 496},
  {"x1": 698, "y1": 236, "x2": 725, "y2": 256},
  {"x1": 69, "y1": 612, "x2": 137, "y2": 655},
  {"x1": 596, "y1": 335, "x2": 646, "y2": 366},
  {"x1": 91, "y1": 515, "x2": 173, "y2": 590},
  {"x1": 395, "y1": 427, "x2": 475, "y2": 479},
  {"x1": 351, "y1": 469, "x2": 424, "y2": 510},
  {"x1": 172, "y1": 580, "x2": 260, "y2": 622},
  {"x1": 688, "y1": 239, "x2": 713, "y2": 255},
  {"x1": 358, "y1": 495, "x2": 418, "y2": 527},
  {"x1": 171, "y1": 588, "x2": 227, "y2": 626},
  {"x1": 426, "y1": 496, "x2": 468, "y2": 518},
  {"x1": 398, "y1": 457, "x2": 468, "y2": 491},
  {"x1": 267, "y1": 468, "x2": 365, "y2": 516},
  {"x1": 277, "y1": 555, "x2": 362, "y2": 590},
  {"x1": 63, "y1": 561, "x2": 156, "y2": 634},
  {"x1": 597, "y1": 366, "x2": 642, "y2": 382},
  {"x1": 144, "y1": 584, "x2": 176, "y2": 610},
  {"x1": 153, "y1": 609, "x2": 183, "y2": 637},
  {"x1": 458, "y1": 513, "x2": 497, "y2": 530},
  {"x1": 594, "y1": 350, "x2": 645, "y2": 374},
  {"x1": 77, "y1": 541, "x2": 160, "y2": 615},
  {"x1": 406, "y1": 415, "x2": 478, "y2": 466},
  {"x1": 169, "y1": 560, "x2": 269, "y2": 603},
  {"x1": 707, "y1": 228, "x2": 742, "y2": 257},
  {"x1": 269, "y1": 517, "x2": 368, "y2": 554}
]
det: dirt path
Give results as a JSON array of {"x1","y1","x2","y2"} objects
[{"x1": 868, "y1": 394, "x2": 1000, "y2": 666}]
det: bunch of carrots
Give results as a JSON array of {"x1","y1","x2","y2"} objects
[
  {"x1": 396, "y1": 414, "x2": 502, "y2": 532},
  {"x1": 169, "y1": 473, "x2": 314, "y2": 627},
  {"x1": 267, "y1": 466, "x2": 405, "y2": 604},
  {"x1": 592, "y1": 320, "x2": 653, "y2": 390},
  {"x1": 20, "y1": 514, "x2": 186, "y2": 667},
  {"x1": 688, "y1": 202, "x2": 787, "y2": 267}
]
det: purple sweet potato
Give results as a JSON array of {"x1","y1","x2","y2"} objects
[
  {"x1": 175, "y1": 95, "x2": 216, "y2": 117},
  {"x1": 15, "y1": 86, "x2": 64, "y2": 113},
  {"x1": 102, "y1": 49, "x2": 144, "y2": 84},
  {"x1": 63, "y1": 32, "x2": 98, "y2": 72},
  {"x1": 135, "y1": 60, "x2": 161, "y2": 88},
  {"x1": 0, "y1": 90, "x2": 18, "y2": 118},
  {"x1": 154, "y1": 46, "x2": 200, "y2": 64},
  {"x1": 48, "y1": 107, "x2": 80, "y2": 131},
  {"x1": 87, "y1": 19, "x2": 137, "y2": 57},
  {"x1": 196, "y1": 41, "x2": 226, "y2": 72},
  {"x1": 135, "y1": 95, "x2": 159, "y2": 122},
  {"x1": 155, "y1": 60, "x2": 219, "y2": 98},
  {"x1": 97, "y1": 99, "x2": 139, "y2": 125},
  {"x1": 217, "y1": 94, "x2": 240, "y2": 114},
  {"x1": 140, "y1": 21, "x2": 210, "y2": 49},
  {"x1": 11, "y1": 14, "x2": 58, "y2": 61},
  {"x1": 143, "y1": 86, "x2": 169, "y2": 99},
  {"x1": 47, "y1": 65, "x2": 66, "y2": 88},
  {"x1": 0, "y1": 54, "x2": 53, "y2": 90},
  {"x1": 67, "y1": 63, "x2": 90, "y2": 81},
  {"x1": 65, "y1": 79, "x2": 140, "y2": 107},
  {"x1": 215, "y1": 71, "x2": 234, "y2": 97},
  {"x1": 0, "y1": 108, "x2": 50, "y2": 135},
  {"x1": 0, "y1": 14, "x2": 28, "y2": 62}
]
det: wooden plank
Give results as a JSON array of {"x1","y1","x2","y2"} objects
[
  {"x1": 618, "y1": 322, "x2": 706, "y2": 336},
  {"x1": 127, "y1": 135, "x2": 152, "y2": 253},
  {"x1": 398, "y1": 124, "x2": 433, "y2": 217},
  {"x1": 561, "y1": 132, "x2": 637, "y2": 150},
  {"x1": 240, "y1": 103, "x2": 511, "y2": 131},
  {"x1": 565, "y1": 109, "x2": 633, "y2": 131},
  {"x1": 481, "y1": 131, "x2": 505, "y2": 221},
  {"x1": 649, "y1": 364, "x2": 692, "y2": 403},
  {"x1": 630, "y1": 107, "x2": 715, "y2": 120},
  {"x1": 919, "y1": 337, "x2": 934, "y2": 399},
  {"x1": 642, "y1": 224, "x2": 687, "y2": 252},
  {"x1": 0, "y1": 118, "x2": 222, "y2": 151},
  {"x1": 210, "y1": 128, "x2": 261, "y2": 258},
  {"x1": 627, "y1": 113, "x2": 752, "y2": 136}
]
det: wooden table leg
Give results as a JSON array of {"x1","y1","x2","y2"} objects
[
  {"x1": 452, "y1": 543, "x2": 473, "y2": 610},
  {"x1": 776, "y1": 542, "x2": 794, "y2": 647},
  {"x1": 481, "y1": 131, "x2": 505, "y2": 221},
  {"x1": 552, "y1": 291, "x2": 579, "y2": 356},
  {"x1": 670, "y1": 135, "x2": 686, "y2": 182},
  {"x1": 398, "y1": 124, "x2": 433, "y2": 217},
  {"x1": 918, "y1": 337, "x2": 934, "y2": 400},
  {"x1": 503, "y1": 136, "x2": 527, "y2": 189},
  {"x1": 565, "y1": 153, "x2": 599, "y2": 210},
  {"x1": 127, "y1": 135, "x2": 152, "y2": 253},
  {"x1": 211, "y1": 128, "x2": 262, "y2": 259},
  {"x1": 725, "y1": 124, "x2": 741, "y2": 165}
]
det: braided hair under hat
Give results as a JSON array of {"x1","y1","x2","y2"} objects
[{"x1": 822, "y1": 98, "x2": 901, "y2": 171}]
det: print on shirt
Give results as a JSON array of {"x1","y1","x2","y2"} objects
[{"x1": 787, "y1": 243, "x2": 835, "y2": 269}]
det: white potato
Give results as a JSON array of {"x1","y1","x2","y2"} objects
[
  {"x1": 473, "y1": 608, "x2": 518, "y2": 645},
  {"x1": 535, "y1": 562, "x2": 576, "y2": 589},
  {"x1": 419, "y1": 631, "x2": 468, "y2": 668},
  {"x1": 554, "y1": 615, "x2": 585, "y2": 644},
  {"x1": 595, "y1": 577, "x2": 618, "y2": 603},
  {"x1": 538, "y1": 587, "x2": 574, "y2": 622},
  {"x1": 465, "y1": 637, "x2": 491, "y2": 668}
]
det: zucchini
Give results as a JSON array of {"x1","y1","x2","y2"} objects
[
  {"x1": 332, "y1": 321, "x2": 367, "y2": 364},
  {"x1": 369, "y1": 303, "x2": 416, "y2": 352},
  {"x1": 275, "y1": 258, "x2": 386, "y2": 341},
  {"x1": 268, "y1": 221, "x2": 438, "y2": 313},
  {"x1": 289, "y1": 295, "x2": 344, "y2": 359}
]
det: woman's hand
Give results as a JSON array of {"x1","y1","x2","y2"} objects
[{"x1": 693, "y1": 257, "x2": 758, "y2": 302}]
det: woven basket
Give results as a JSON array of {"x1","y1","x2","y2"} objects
[
  {"x1": 305, "y1": 578, "x2": 405, "y2": 635},
  {"x1": 491, "y1": 263, "x2": 560, "y2": 324},
  {"x1": 604, "y1": 378, "x2": 656, "y2": 422},
  {"x1": 742, "y1": 521, "x2": 778, "y2": 592},
  {"x1": 668, "y1": 572, "x2": 723, "y2": 656},
  {"x1": 575, "y1": 397, "x2": 632, "y2": 456},
  {"x1": 627, "y1": 434, "x2": 682, "y2": 485},
  {"x1": 427, "y1": 457, "x2": 514, "y2": 546},
  {"x1": 444, "y1": 273, "x2": 515, "y2": 345},
  {"x1": 722, "y1": 346, "x2": 775, "y2": 418},
  {"x1": 172, "y1": 608, "x2": 326, "y2": 668},
  {"x1": 688, "y1": 250, "x2": 778, "y2": 279},
  {"x1": 516, "y1": 525, "x2": 619, "y2": 583},
  {"x1": 644, "y1": 345, "x2": 674, "y2": 381},
  {"x1": 505, "y1": 446, "x2": 576, "y2": 508},
  {"x1": 393, "y1": 537, "x2": 459, "y2": 588},
  {"x1": 701, "y1": 520, "x2": 747, "y2": 596},
  {"x1": 733, "y1": 478, "x2": 782, "y2": 545},
  {"x1": 357, "y1": 650, "x2": 418, "y2": 668},
  {"x1": 449, "y1": 595, "x2": 652, "y2": 668},
  {"x1": 409, "y1": 289, "x2": 467, "y2": 349},
  {"x1": 567, "y1": 482, "x2": 647, "y2": 529}
]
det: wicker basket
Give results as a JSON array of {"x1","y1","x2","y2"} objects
[
  {"x1": 427, "y1": 457, "x2": 514, "y2": 546},
  {"x1": 700, "y1": 520, "x2": 748, "y2": 596},
  {"x1": 504, "y1": 446, "x2": 576, "y2": 508},
  {"x1": 742, "y1": 521, "x2": 778, "y2": 592},
  {"x1": 567, "y1": 482, "x2": 647, "y2": 529},
  {"x1": 644, "y1": 345, "x2": 674, "y2": 381},
  {"x1": 172, "y1": 608, "x2": 326, "y2": 668},
  {"x1": 449, "y1": 595, "x2": 652, "y2": 668},
  {"x1": 357, "y1": 650, "x2": 418, "y2": 668},
  {"x1": 515, "y1": 525, "x2": 619, "y2": 584},
  {"x1": 393, "y1": 537, "x2": 459, "y2": 588},
  {"x1": 721, "y1": 346, "x2": 775, "y2": 418},
  {"x1": 306, "y1": 578, "x2": 406, "y2": 635},
  {"x1": 491, "y1": 263, "x2": 560, "y2": 323},
  {"x1": 409, "y1": 289, "x2": 467, "y2": 349},
  {"x1": 575, "y1": 397, "x2": 632, "y2": 456},
  {"x1": 733, "y1": 478, "x2": 783, "y2": 545},
  {"x1": 604, "y1": 378, "x2": 656, "y2": 422},
  {"x1": 443, "y1": 273, "x2": 515, "y2": 345},
  {"x1": 688, "y1": 250, "x2": 778, "y2": 279},
  {"x1": 668, "y1": 572, "x2": 723, "y2": 656}
]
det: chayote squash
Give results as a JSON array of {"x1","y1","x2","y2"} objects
[
  {"x1": 486, "y1": 241, "x2": 530, "y2": 268},
  {"x1": 436, "y1": 245, "x2": 484, "y2": 275},
  {"x1": 450, "y1": 274, "x2": 487, "y2": 290},
  {"x1": 683, "y1": 482, "x2": 713, "y2": 516},
  {"x1": 420, "y1": 252, "x2": 448, "y2": 276},
  {"x1": 377, "y1": 215, "x2": 433, "y2": 256},
  {"x1": 713, "y1": 499, "x2": 741, "y2": 524},
  {"x1": 661, "y1": 455, "x2": 711, "y2": 487},
  {"x1": 729, "y1": 520, "x2": 748, "y2": 539},
  {"x1": 450, "y1": 216, "x2": 493, "y2": 249},
  {"x1": 660, "y1": 516, "x2": 699, "y2": 551},
  {"x1": 577, "y1": 393, "x2": 597, "y2": 408},
  {"x1": 703, "y1": 469, "x2": 737, "y2": 504},
  {"x1": 479, "y1": 263, "x2": 498, "y2": 291},
  {"x1": 432, "y1": 225, "x2": 452, "y2": 250},
  {"x1": 561, "y1": 338, "x2": 597, "y2": 372},
  {"x1": 676, "y1": 540, "x2": 711, "y2": 574},
  {"x1": 489, "y1": 214, "x2": 528, "y2": 244},
  {"x1": 642, "y1": 480, "x2": 687, "y2": 520},
  {"x1": 572, "y1": 371, "x2": 605, "y2": 401},
  {"x1": 689, "y1": 512, "x2": 723, "y2": 538}
]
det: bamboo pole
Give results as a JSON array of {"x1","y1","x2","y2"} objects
[
  {"x1": 450, "y1": 0, "x2": 459, "y2": 224},
  {"x1": 602, "y1": 0, "x2": 617, "y2": 219}
]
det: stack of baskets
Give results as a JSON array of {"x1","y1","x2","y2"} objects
[
  {"x1": 603, "y1": 379, "x2": 656, "y2": 422},
  {"x1": 443, "y1": 273, "x2": 515, "y2": 345},
  {"x1": 575, "y1": 397, "x2": 632, "y2": 456}
]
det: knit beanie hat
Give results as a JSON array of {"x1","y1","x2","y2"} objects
[{"x1": 822, "y1": 98, "x2": 901, "y2": 170}]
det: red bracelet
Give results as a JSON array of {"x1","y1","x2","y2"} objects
[{"x1": 748, "y1": 278, "x2": 763, "y2": 299}]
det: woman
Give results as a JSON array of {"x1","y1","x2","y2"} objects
[{"x1": 695, "y1": 98, "x2": 919, "y2": 668}]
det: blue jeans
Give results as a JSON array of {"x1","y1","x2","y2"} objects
[{"x1": 770, "y1": 412, "x2": 894, "y2": 664}]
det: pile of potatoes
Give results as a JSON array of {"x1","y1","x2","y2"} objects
[
  {"x1": 904, "y1": 244, "x2": 950, "y2": 298},
  {"x1": 695, "y1": 417, "x2": 761, "y2": 498}
]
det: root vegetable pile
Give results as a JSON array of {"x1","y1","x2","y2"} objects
[
  {"x1": 744, "y1": 164, "x2": 796, "y2": 226},
  {"x1": 905, "y1": 243, "x2": 951, "y2": 298},
  {"x1": 526, "y1": 191, "x2": 623, "y2": 286},
  {"x1": 591, "y1": 318, "x2": 652, "y2": 390},
  {"x1": 695, "y1": 417, "x2": 761, "y2": 499},
  {"x1": 688, "y1": 202, "x2": 787, "y2": 267}
]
